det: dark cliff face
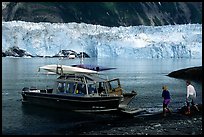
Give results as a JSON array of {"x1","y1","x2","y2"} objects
[{"x1": 2, "y1": 2, "x2": 202, "y2": 27}]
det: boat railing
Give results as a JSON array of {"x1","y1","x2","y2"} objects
[{"x1": 24, "y1": 87, "x2": 54, "y2": 94}]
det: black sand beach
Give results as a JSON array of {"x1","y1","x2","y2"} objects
[{"x1": 59, "y1": 105, "x2": 202, "y2": 135}]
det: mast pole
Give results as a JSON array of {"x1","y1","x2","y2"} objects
[
  {"x1": 82, "y1": 45, "x2": 84, "y2": 64},
  {"x1": 80, "y1": 42, "x2": 84, "y2": 65}
]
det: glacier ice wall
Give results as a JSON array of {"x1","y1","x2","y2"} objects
[{"x1": 2, "y1": 21, "x2": 202, "y2": 58}]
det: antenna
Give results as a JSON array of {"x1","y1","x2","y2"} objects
[
  {"x1": 57, "y1": 44, "x2": 62, "y2": 71},
  {"x1": 82, "y1": 45, "x2": 84, "y2": 64},
  {"x1": 80, "y1": 42, "x2": 84, "y2": 65}
]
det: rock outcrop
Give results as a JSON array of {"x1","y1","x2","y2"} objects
[{"x1": 167, "y1": 66, "x2": 202, "y2": 81}]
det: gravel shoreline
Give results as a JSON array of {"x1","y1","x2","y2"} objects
[{"x1": 65, "y1": 106, "x2": 202, "y2": 135}]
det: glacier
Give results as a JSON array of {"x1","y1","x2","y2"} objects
[{"x1": 2, "y1": 21, "x2": 202, "y2": 58}]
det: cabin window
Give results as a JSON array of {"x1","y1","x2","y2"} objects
[
  {"x1": 88, "y1": 84, "x2": 97, "y2": 94},
  {"x1": 66, "y1": 82, "x2": 75, "y2": 93},
  {"x1": 58, "y1": 82, "x2": 66, "y2": 93},
  {"x1": 76, "y1": 83, "x2": 86, "y2": 94},
  {"x1": 97, "y1": 82, "x2": 105, "y2": 94},
  {"x1": 107, "y1": 79, "x2": 120, "y2": 92}
]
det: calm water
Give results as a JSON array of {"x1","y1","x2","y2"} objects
[{"x1": 2, "y1": 57, "x2": 202, "y2": 135}]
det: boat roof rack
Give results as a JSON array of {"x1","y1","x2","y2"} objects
[{"x1": 57, "y1": 73, "x2": 107, "y2": 83}]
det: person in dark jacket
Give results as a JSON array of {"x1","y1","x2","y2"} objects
[{"x1": 162, "y1": 85, "x2": 171, "y2": 117}]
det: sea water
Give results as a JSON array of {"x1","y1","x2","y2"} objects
[{"x1": 2, "y1": 57, "x2": 202, "y2": 135}]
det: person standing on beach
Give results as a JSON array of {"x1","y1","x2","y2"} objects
[
  {"x1": 162, "y1": 85, "x2": 171, "y2": 117},
  {"x1": 185, "y1": 80, "x2": 199, "y2": 115}
]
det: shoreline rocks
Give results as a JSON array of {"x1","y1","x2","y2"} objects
[{"x1": 167, "y1": 66, "x2": 202, "y2": 82}]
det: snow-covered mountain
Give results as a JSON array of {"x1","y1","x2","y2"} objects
[{"x1": 2, "y1": 21, "x2": 202, "y2": 58}]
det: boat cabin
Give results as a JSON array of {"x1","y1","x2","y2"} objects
[{"x1": 53, "y1": 73, "x2": 123, "y2": 97}]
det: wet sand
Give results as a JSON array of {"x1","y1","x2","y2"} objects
[{"x1": 65, "y1": 105, "x2": 202, "y2": 135}]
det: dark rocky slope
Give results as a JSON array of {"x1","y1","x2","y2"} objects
[{"x1": 2, "y1": 2, "x2": 202, "y2": 27}]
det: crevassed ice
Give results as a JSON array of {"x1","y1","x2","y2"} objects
[{"x1": 2, "y1": 21, "x2": 202, "y2": 58}]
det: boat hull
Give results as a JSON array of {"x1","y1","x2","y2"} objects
[{"x1": 21, "y1": 91, "x2": 122, "y2": 112}]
